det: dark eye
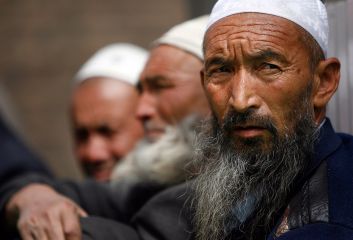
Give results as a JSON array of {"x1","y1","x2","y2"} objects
[
  {"x1": 75, "y1": 128, "x2": 89, "y2": 142},
  {"x1": 137, "y1": 82, "x2": 144, "y2": 94},
  {"x1": 97, "y1": 125, "x2": 114, "y2": 138},
  {"x1": 259, "y1": 63, "x2": 280, "y2": 71},
  {"x1": 218, "y1": 65, "x2": 232, "y2": 73},
  {"x1": 207, "y1": 65, "x2": 232, "y2": 77},
  {"x1": 149, "y1": 80, "x2": 174, "y2": 93},
  {"x1": 153, "y1": 82, "x2": 172, "y2": 89}
]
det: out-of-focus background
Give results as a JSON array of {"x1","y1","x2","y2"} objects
[{"x1": 0, "y1": 0, "x2": 352, "y2": 179}]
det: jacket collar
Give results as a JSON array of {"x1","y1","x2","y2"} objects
[{"x1": 306, "y1": 118, "x2": 342, "y2": 177}]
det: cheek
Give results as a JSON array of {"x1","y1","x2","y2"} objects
[
  {"x1": 127, "y1": 116, "x2": 144, "y2": 137},
  {"x1": 75, "y1": 145, "x2": 84, "y2": 158},
  {"x1": 111, "y1": 133, "x2": 133, "y2": 156},
  {"x1": 113, "y1": 120, "x2": 143, "y2": 154},
  {"x1": 156, "y1": 93, "x2": 175, "y2": 119},
  {"x1": 264, "y1": 84, "x2": 309, "y2": 130},
  {"x1": 157, "y1": 90, "x2": 191, "y2": 121},
  {"x1": 205, "y1": 83, "x2": 230, "y2": 119},
  {"x1": 75, "y1": 141, "x2": 87, "y2": 155}
]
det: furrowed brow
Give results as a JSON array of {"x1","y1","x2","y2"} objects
[
  {"x1": 250, "y1": 50, "x2": 289, "y2": 64},
  {"x1": 205, "y1": 57, "x2": 230, "y2": 70}
]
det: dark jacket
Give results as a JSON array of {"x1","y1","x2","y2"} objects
[{"x1": 269, "y1": 120, "x2": 353, "y2": 239}]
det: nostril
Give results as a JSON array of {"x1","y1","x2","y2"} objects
[{"x1": 136, "y1": 102, "x2": 156, "y2": 120}]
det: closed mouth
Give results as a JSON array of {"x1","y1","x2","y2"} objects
[{"x1": 233, "y1": 125, "x2": 266, "y2": 138}]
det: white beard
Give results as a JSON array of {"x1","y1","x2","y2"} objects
[{"x1": 110, "y1": 116, "x2": 198, "y2": 186}]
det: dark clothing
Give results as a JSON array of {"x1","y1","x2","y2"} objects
[
  {"x1": 81, "y1": 183, "x2": 193, "y2": 240},
  {"x1": 270, "y1": 123, "x2": 353, "y2": 239},
  {"x1": 0, "y1": 116, "x2": 52, "y2": 237},
  {"x1": 1, "y1": 119, "x2": 353, "y2": 239}
]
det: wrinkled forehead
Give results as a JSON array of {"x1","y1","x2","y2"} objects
[
  {"x1": 203, "y1": 13, "x2": 304, "y2": 58},
  {"x1": 140, "y1": 45, "x2": 203, "y2": 80},
  {"x1": 205, "y1": 0, "x2": 328, "y2": 56}
]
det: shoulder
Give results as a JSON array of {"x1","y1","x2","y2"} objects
[
  {"x1": 325, "y1": 132, "x2": 353, "y2": 232},
  {"x1": 337, "y1": 132, "x2": 353, "y2": 149},
  {"x1": 132, "y1": 182, "x2": 194, "y2": 240},
  {"x1": 274, "y1": 222, "x2": 353, "y2": 240}
]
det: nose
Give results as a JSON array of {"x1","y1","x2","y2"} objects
[
  {"x1": 79, "y1": 134, "x2": 110, "y2": 163},
  {"x1": 136, "y1": 92, "x2": 157, "y2": 123},
  {"x1": 229, "y1": 69, "x2": 261, "y2": 113}
]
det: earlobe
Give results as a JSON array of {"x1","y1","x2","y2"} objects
[{"x1": 312, "y1": 58, "x2": 340, "y2": 109}]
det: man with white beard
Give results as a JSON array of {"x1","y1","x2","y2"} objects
[
  {"x1": 110, "y1": 15, "x2": 210, "y2": 187},
  {"x1": 107, "y1": 14, "x2": 210, "y2": 219}
]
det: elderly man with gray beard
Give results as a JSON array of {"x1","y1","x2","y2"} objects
[{"x1": 192, "y1": 0, "x2": 353, "y2": 239}]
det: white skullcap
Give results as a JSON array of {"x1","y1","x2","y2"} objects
[
  {"x1": 75, "y1": 43, "x2": 148, "y2": 85},
  {"x1": 207, "y1": 0, "x2": 328, "y2": 57},
  {"x1": 154, "y1": 15, "x2": 209, "y2": 60}
]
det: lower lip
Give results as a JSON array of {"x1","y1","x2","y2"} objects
[
  {"x1": 93, "y1": 169, "x2": 111, "y2": 181},
  {"x1": 233, "y1": 128, "x2": 265, "y2": 138}
]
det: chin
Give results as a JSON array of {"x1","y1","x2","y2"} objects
[{"x1": 232, "y1": 135, "x2": 269, "y2": 151}]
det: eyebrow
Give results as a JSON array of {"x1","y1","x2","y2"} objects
[
  {"x1": 139, "y1": 75, "x2": 174, "y2": 91},
  {"x1": 145, "y1": 75, "x2": 169, "y2": 84},
  {"x1": 205, "y1": 57, "x2": 231, "y2": 70},
  {"x1": 249, "y1": 50, "x2": 289, "y2": 65},
  {"x1": 205, "y1": 49, "x2": 289, "y2": 68}
]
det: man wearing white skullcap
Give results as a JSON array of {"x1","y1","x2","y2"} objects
[
  {"x1": 136, "y1": 15, "x2": 209, "y2": 142},
  {"x1": 109, "y1": 15, "x2": 211, "y2": 185},
  {"x1": 71, "y1": 43, "x2": 147, "y2": 181},
  {"x1": 191, "y1": 0, "x2": 353, "y2": 239},
  {"x1": 108, "y1": 15, "x2": 211, "y2": 209}
]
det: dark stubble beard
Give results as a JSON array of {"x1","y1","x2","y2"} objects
[{"x1": 192, "y1": 96, "x2": 318, "y2": 240}]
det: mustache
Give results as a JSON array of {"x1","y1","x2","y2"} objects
[
  {"x1": 221, "y1": 108, "x2": 278, "y2": 136},
  {"x1": 143, "y1": 121, "x2": 166, "y2": 131}
]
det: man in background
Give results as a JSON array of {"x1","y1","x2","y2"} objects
[
  {"x1": 111, "y1": 15, "x2": 210, "y2": 186},
  {"x1": 71, "y1": 43, "x2": 147, "y2": 181}
]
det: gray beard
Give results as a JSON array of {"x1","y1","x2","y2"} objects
[{"x1": 192, "y1": 107, "x2": 318, "y2": 240}]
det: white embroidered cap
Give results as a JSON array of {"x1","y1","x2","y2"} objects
[
  {"x1": 154, "y1": 15, "x2": 209, "y2": 60},
  {"x1": 207, "y1": 0, "x2": 328, "y2": 57},
  {"x1": 75, "y1": 43, "x2": 148, "y2": 85}
]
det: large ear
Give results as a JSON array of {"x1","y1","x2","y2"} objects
[{"x1": 312, "y1": 57, "x2": 340, "y2": 110}]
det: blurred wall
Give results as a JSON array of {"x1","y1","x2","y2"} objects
[
  {"x1": 326, "y1": 0, "x2": 353, "y2": 134},
  {"x1": 0, "y1": 0, "x2": 189, "y2": 179},
  {"x1": 186, "y1": 0, "x2": 216, "y2": 17}
]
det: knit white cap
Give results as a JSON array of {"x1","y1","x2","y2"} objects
[
  {"x1": 207, "y1": 0, "x2": 328, "y2": 57},
  {"x1": 154, "y1": 15, "x2": 209, "y2": 60},
  {"x1": 75, "y1": 43, "x2": 148, "y2": 85}
]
